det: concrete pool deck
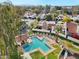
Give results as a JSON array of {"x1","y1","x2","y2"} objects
[
  {"x1": 21, "y1": 53, "x2": 32, "y2": 59},
  {"x1": 23, "y1": 37, "x2": 55, "y2": 56},
  {"x1": 21, "y1": 36, "x2": 56, "y2": 59}
]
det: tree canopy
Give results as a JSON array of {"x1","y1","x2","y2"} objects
[
  {"x1": 45, "y1": 14, "x2": 53, "y2": 21},
  {"x1": 0, "y1": 2, "x2": 24, "y2": 59},
  {"x1": 63, "y1": 16, "x2": 72, "y2": 22}
]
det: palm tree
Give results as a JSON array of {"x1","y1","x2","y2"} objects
[
  {"x1": 55, "y1": 25, "x2": 62, "y2": 43},
  {"x1": 0, "y1": 2, "x2": 22, "y2": 59},
  {"x1": 45, "y1": 14, "x2": 53, "y2": 21},
  {"x1": 29, "y1": 20, "x2": 39, "y2": 35}
]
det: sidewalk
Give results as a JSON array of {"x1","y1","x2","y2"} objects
[{"x1": 22, "y1": 53, "x2": 32, "y2": 59}]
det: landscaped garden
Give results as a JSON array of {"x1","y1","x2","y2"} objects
[
  {"x1": 30, "y1": 51, "x2": 45, "y2": 59},
  {"x1": 30, "y1": 43, "x2": 62, "y2": 59},
  {"x1": 62, "y1": 40, "x2": 79, "y2": 53},
  {"x1": 47, "y1": 44, "x2": 62, "y2": 59},
  {"x1": 29, "y1": 38, "x2": 79, "y2": 59}
]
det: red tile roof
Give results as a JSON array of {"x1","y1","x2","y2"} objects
[
  {"x1": 15, "y1": 33, "x2": 28, "y2": 42},
  {"x1": 71, "y1": 33, "x2": 79, "y2": 39},
  {"x1": 67, "y1": 22, "x2": 77, "y2": 33}
]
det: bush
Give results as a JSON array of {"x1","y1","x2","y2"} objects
[
  {"x1": 45, "y1": 14, "x2": 52, "y2": 21},
  {"x1": 75, "y1": 20, "x2": 79, "y2": 23}
]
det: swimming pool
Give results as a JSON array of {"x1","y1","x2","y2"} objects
[{"x1": 23, "y1": 37, "x2": 51, "y2": 53}]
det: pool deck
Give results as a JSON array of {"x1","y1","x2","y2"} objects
[
  {"x1": 21, "y1": 37, "x2": 56, "y2": 59},
  {"x1": 23, "y1": 37, "x2": 55, "y2": 56},
  {"x1": 21, "y1": 53, "x2": 32, "y2": 59}
]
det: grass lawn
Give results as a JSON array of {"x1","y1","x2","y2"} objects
[
  {"x1": 30, "y1": 44, "x2": 62, "y2": 59},
  {"x1": 62, "y1": 40, "x2": 79, "y2": 52},
  {"x1": 47, "y1": 39, "x2": 79, "y2": 59},
  {"x1": 30, "y1": 51, "x2": 45, "y2": 59},
  {"x1": 47, "y1": 44, "x2": 62, "y2": 59}
]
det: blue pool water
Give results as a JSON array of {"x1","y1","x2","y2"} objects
[{"x1": 23, "y1": 37, "x2": 51, "y2": 53}]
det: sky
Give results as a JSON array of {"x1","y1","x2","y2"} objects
[{"x1": 0, "y1": 0, "x2": 79, "y2": 6}]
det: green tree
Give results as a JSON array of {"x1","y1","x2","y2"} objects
[
  {"x1": 30, "y1": 20, "x2": 39, "y2": 29},
  {"x1": 29, "y1": 20, "x2": 39, "y2": 35},
  {"x1": 55, "y1": 6, "x2": 62, "y2": 10},
  {"x1": 63, "y1": 16, "x2": 72, "y2": 38},
  {"x1": 54, "y1": 25, "x2": 62, "y2": 41},
  {"x1": 63, "y1": 16, "x2": 72, "y2": 23},
  {"x1": 45, "y1": 14, "x2": 52, "y2": 21},
  {"x1": 36, "y1": 17, "x2": 40, "y2": 21},
  {"x1": 45, "y1": 5, "x2": 50, "y2": 13},
  {"x1": 75, "y1": 20, "x2": 79, "y2": 23},
  {"x1": 32, "y1": 9, "x2": 41, "y2": 15},
  {"x1": 0, "y1": 2, "x2": 22, "y2": 59}
]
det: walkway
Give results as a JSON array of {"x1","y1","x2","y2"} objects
[
  {"x1": 22, "y1": 53, "x2": 32, "y2": 59},
  {"x1": 32, "y1": 29, "x2": 79, "y2": 44}
]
